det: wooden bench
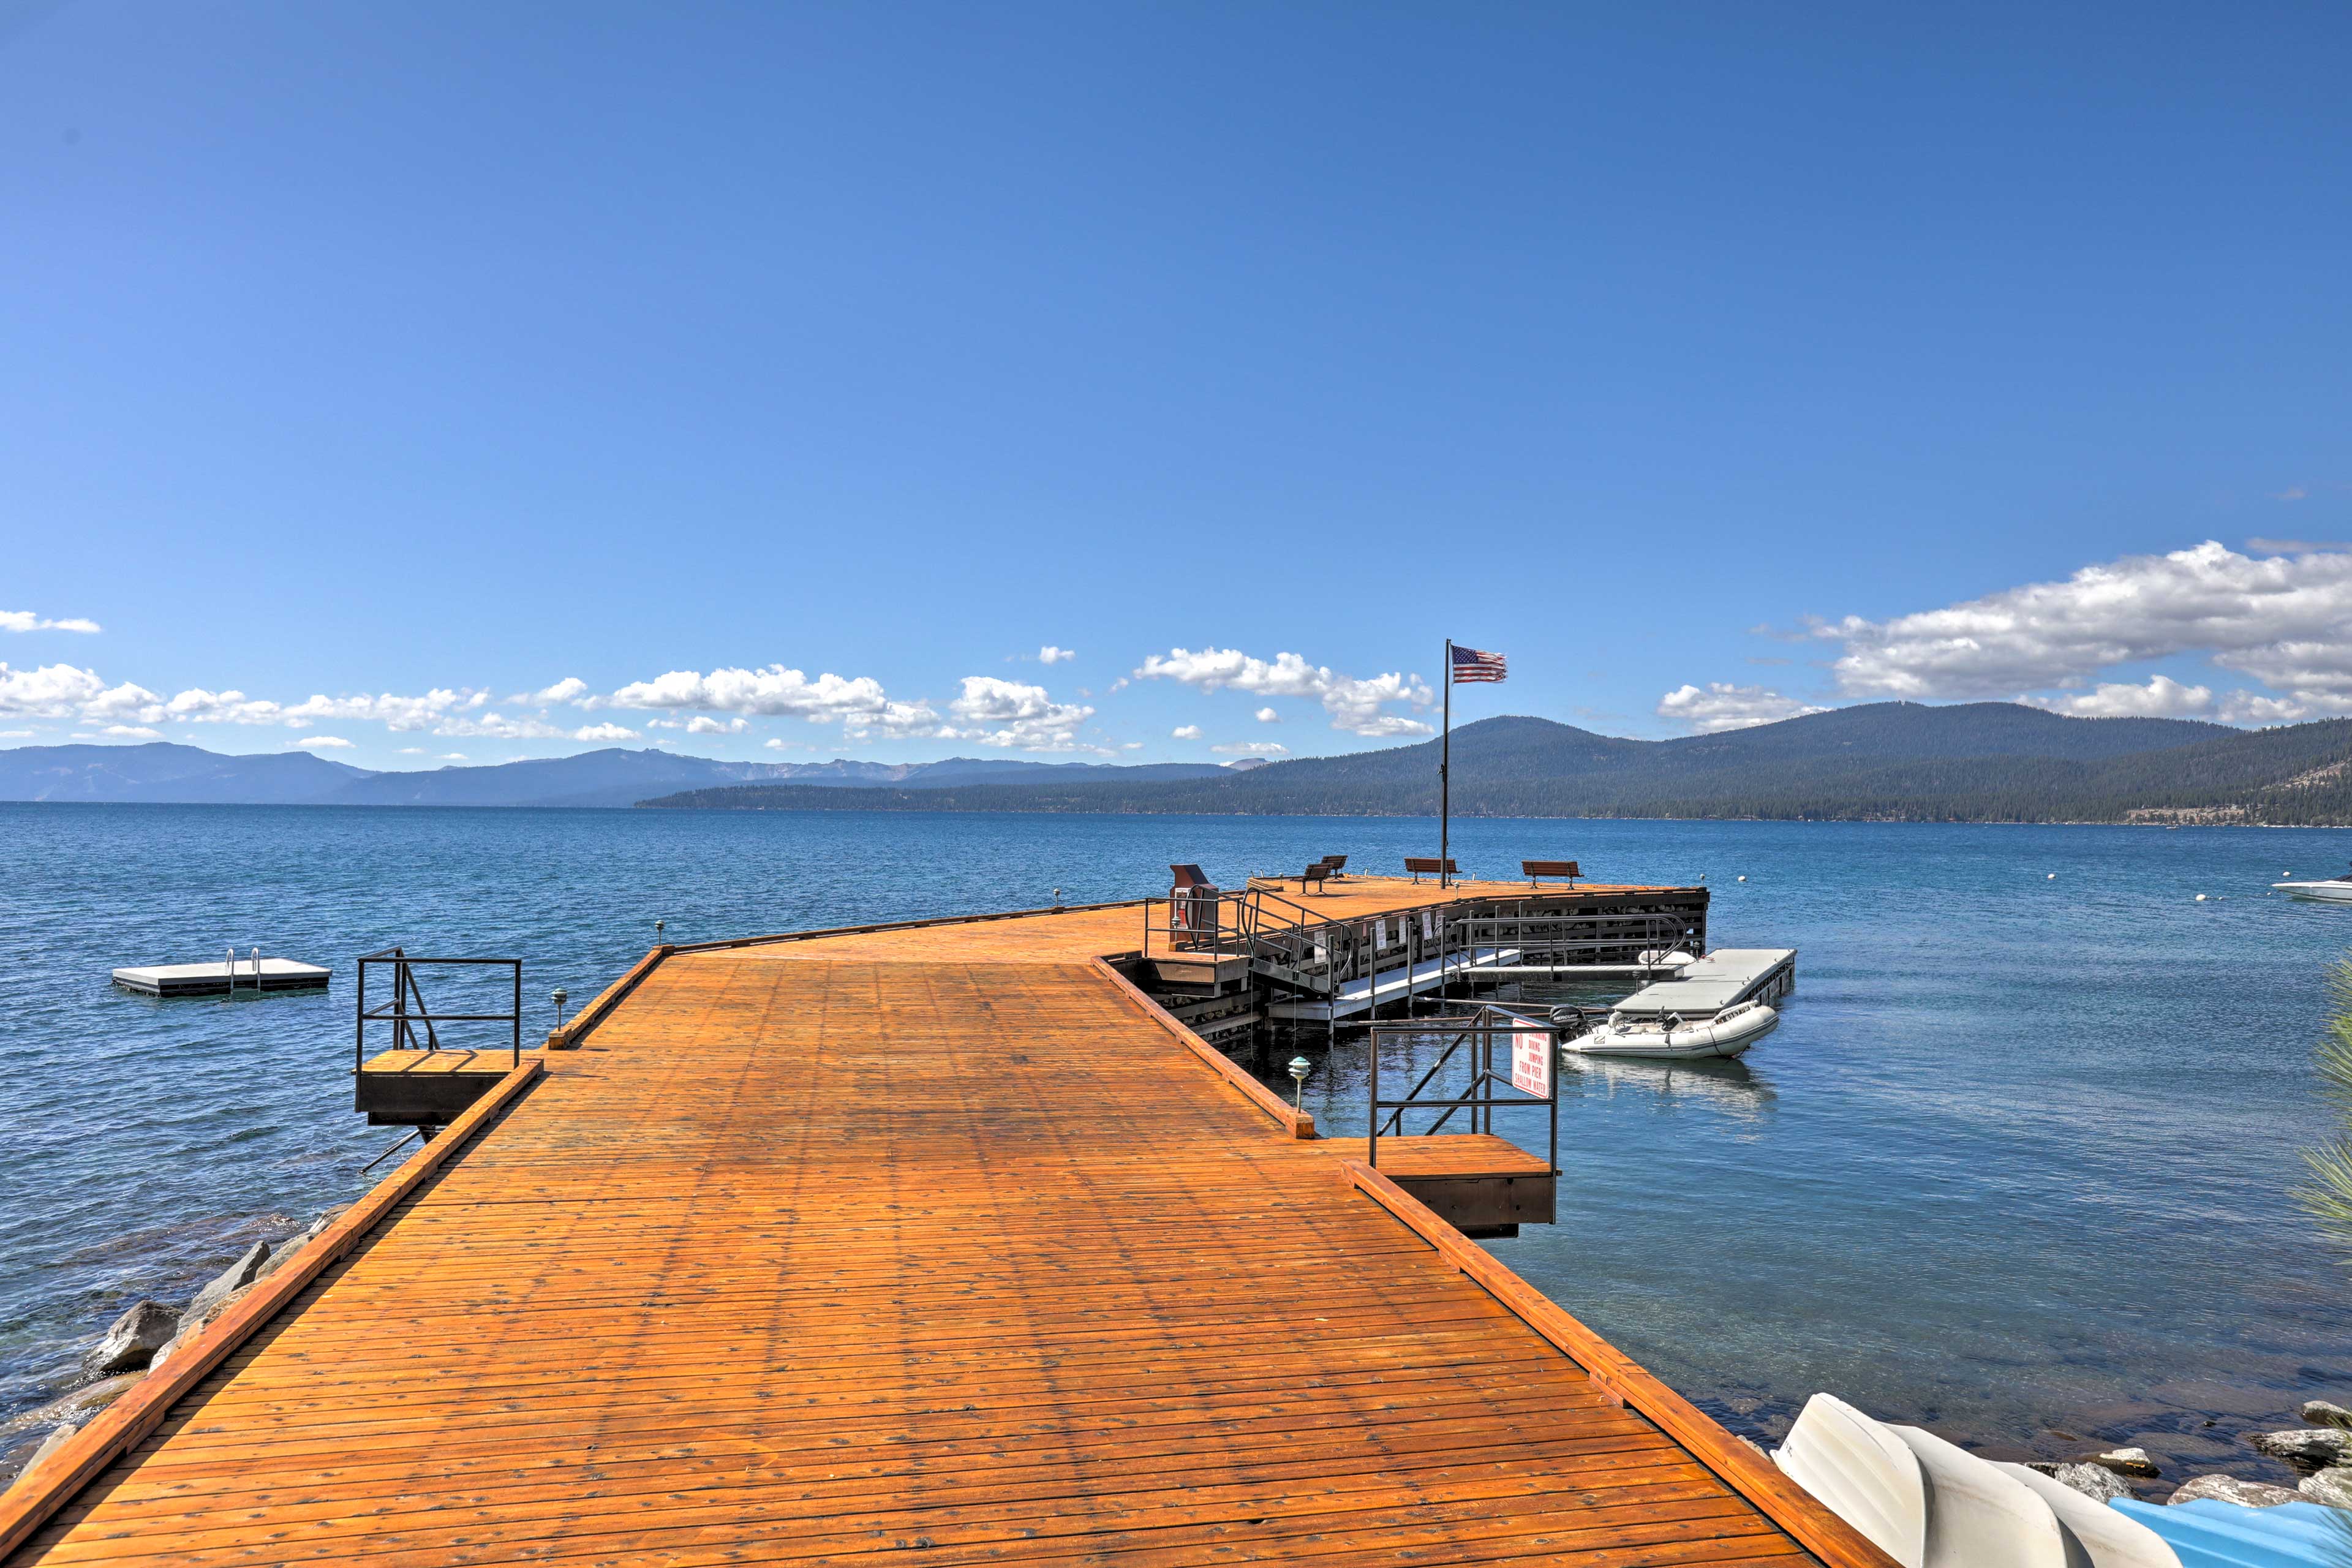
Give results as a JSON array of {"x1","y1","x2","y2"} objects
[
  {"x1": 1294, "y1": 863, "x2": 1333, "y2": 895},
  {"x1": 1313, "y1": 854, "x2": 1348, "y2": 878},
  {"x1": 1403, "y1": 856, "x2": 1460, "y2": 884},
  {"x1": 1522, "y1": 859, "x2": 1581, "y2": 888}
]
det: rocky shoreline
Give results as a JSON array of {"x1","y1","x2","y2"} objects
[{"x1": 0, "y1": 1203, "x2": 349, "y2": 1490}]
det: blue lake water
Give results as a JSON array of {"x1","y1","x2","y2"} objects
[{"x1": 4, "y1": 802, "x2": 2348, "y2": 1485}]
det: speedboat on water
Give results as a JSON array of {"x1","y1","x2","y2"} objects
[
  {"x1": 2274, "y1": 862, "x2": 2352, "y2": 901},
  {"x1": 1553, "y1": 998, "x2": 1777, "y2": 1059}
]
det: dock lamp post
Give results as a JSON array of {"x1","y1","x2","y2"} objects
[
  {"x1": 1287, "y1": 1056, "x2": 1312, "y2": 1110},
  {"x1": 551, "y1": 987, "x2": 569, "y2": 1031}
]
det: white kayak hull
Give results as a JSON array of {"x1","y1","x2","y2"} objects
[
  {"x1": 1773, "y1": 1392, "x2": 2180, "y2": 1568},
  {"x1": 1564, "y1": 1001, "x2": 1777, "y2": 1060}
]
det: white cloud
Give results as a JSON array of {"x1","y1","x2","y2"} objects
[
  {"x1": 1172, "y1": 725, "x2": 1202, "y2": 739},
  {"x1": 1656, "y1": 684, "x2": 1830, "y2": 734},
  {"x1": 0, "y1": 729, "x2": 32, "y2": 738},
  {"x1": 842, "y1": 701, "x2": 946, "y2": 742},
  {"x1": 0, "y1": 611, "x2": 101, "y2": 635},
  {"x1": 291, "y1": 734, "x2": 355, "y2": 750},
  {"x1": 1212, "y1": 741, "x2": 1287, "y2": 756},
  {"x1": 571, "y1": 723, "x2": 639, "y2": 743},
  {"x1": 0, "y1": 663, "x2": 162, "y2": 723},
  {"x1": 605, "y1": 665, "x2": 892, "y2": 722},
  {"x1": 439, "y1": 752, "x2": 468, "y2": 761},
  {"x1": 99, "y1": 724, "x2": 161, "y2": 739},
  {"x1": 1132, "y1": 647, "x2": 1433, "y2": 736},
  {"x1": 396, "y1": 747, "x2": 426, "y2": 754},
  {"x1": 2026, "y1": 675, "x2": 2214, "y2": 719},
  {"x1": 1254, "y1": 707, "x2": 1280, "y2": 723},
  {"x1": 531, "y1": 677, "x2": 589, "y2": 705},
  {"x1": 684, "y1": 715, "x2": 747, "y2": 735},
  {"x1": 1038, "y1": 645, "x2": 1076, "y2": 665},
  {"x1": 1819, "y1": 541, "x2": 2352, "y2": 701},
  {"x1": 945, "y1": 677, "x2": 1101, "y2": 752}
]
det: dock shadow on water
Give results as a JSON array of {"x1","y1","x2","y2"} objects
[{"x1": 5, "y1": 803, "x2": 2352, "y2": 1499}]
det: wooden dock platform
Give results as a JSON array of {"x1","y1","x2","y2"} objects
[{"x1": 4, "y1": 876, "x2": 1884, "y2": 1568}]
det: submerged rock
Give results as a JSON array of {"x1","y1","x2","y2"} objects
[
  {"x1": 2090, "y1": 1446, "x2": 2160, "y2": 1478},
  {"x1": 0, "y1": 1374, "x2": 140, "y2": 1436},
  {"x1": 2302, "y1": 1467, "x2": 2352, "y2": 1509},
  {"x1": 2169, "y1": 1473, "x2": 2302, "y2": 1507},
  {"x1": 80, "y1": 1301, "x2": 178, "y2": 1378},
  {"x1": 20, "y1": 1418, "x2": 84, "y2": 1476},
  {"x1": 187, "y1": 1242, "x2": 270, "y2": 1318},
  {"x1": 2053, "y1": 1462, "x2": 2133, "y2": 1502},
  {"x1": 2303, "y1": 1400, "x2": 2352, "y2": 1431},
  {"x1": 2248, "y1": 1428, "x2": 2352, "y2": 1466}
]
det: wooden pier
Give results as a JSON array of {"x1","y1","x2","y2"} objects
[{"x1": 4, "y1": 873, "x2": 1883, "y2": 1568}]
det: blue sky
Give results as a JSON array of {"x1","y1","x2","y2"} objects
[{"x1": 4, "y1": 2, "x2": 2349, "y2": 769}]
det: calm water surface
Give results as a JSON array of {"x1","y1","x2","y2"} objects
[{"x1": 4, "y1": 804, "x2": 2348, "y2": 1485}]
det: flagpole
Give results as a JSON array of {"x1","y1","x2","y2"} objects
[{"x1": 1439, "y1": 639, "x2": 1451, "y2": 891}]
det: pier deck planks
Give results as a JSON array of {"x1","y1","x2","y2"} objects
[{"x1": 7, "y1": 881, "x2": 1875, "y2": 1568}]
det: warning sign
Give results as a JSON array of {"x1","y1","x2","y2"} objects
[{"x1": 1509, "y1": 1030, "x2": 1553, "y2": 1098}]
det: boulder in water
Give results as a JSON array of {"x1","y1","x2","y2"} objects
[
  {"x1": 2248, "y1": 1428, "x2": 2351, "y2": 1466},
  {"x1": 80, "y1": 1300, "x2": 178, "y2": 1378},
  {"x1": 2089, "y1": 1446, "x2": 2160, "y2": 1477},
  {"x1": 2052, "y1": 1461, "x2": 2132, "y2": 1502},
  {"x1": 2169, "y1": 1473, "x2": 2302, "y2": 1507},
  {"x1": 187, "y1": 1242, "x2": 270, "y2": 1318},
  {"x1": 2301, "y1": 1467, "x2": 2352, "y2": 1509},
  {"x1": 2302, "y1": 1400, "x2": 2352, "y2": 1431}
]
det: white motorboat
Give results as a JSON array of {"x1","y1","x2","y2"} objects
[
  {"x1": 2275, "y1": 862, "x2": 2352, "y2": 901},
  {"x1": 1556, "y1": 998, "x2": 1777, "y2": 1059}
]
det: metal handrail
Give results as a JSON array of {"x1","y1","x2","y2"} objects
[
  {"x1": 1367, "y1": 1004, "x2": 1558, "y2": 1178},
  {"x1": 355, "y1": 948, "x2": 522, "y2": 1074}
]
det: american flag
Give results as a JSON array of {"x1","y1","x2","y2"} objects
[{"x1": 1450, "y1": 645, "x2": 1507, "y2": 684}]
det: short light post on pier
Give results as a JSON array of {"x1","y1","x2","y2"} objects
[
  {"x1": 551, "y1": 987, "x2": 569, "y2": 1033},
  {"x1": 1288, "y1": 1055, "x2": 1312, "y2": 1110},
  {"x1": 654, "y1": 919, "x2": 665, "y2": 938}
]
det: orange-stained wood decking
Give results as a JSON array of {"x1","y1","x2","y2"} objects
[{"x1": 4, "y1": 883, "x2": 1890, "y2": 1568}]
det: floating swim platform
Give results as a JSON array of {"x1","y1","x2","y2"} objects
[{"x1": 110, "y1": 959, "x2": 330, "y2": 997}]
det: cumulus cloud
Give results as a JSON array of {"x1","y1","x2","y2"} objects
[
  {"x1": 1172, "y1": 725, "x2": 1202, "y2": 740},
  {"x1": 1212, "y1": 741, "x2": 1287, "y2": 756},
  {"x1": 292, "y1": 734, "x2": 355, "y2": 749},
  {"x1": 1132, "y1": 647, "x2": 1433, "y2": 736},
  {"x1": 0, "y1": 663, "x2": 154, "y2": 720},
  {"x1": 0, "y1": 729, "x2": 32, "y2": 738},
  {"x1": 2026, "y1": 675, "x2": 2214, "y2": 719},
  {"x1": 945, "y1": 677, "x2": 1100, "y2": 752},
  {"x1": 605, "y1": 665, "x2": 891, "y2": 722},
  {"x1": 1820, "y1": 541, "x2": 2352, "y2": 699},
  {"x1": 843, "y1": 701, "x2": 947, "y2": 742},
  {"x1": 99, "y1": 724, "x2": 161, "y2": 739},
  {"x1": 530, "y1": 677, "x2": 589, "y2": 705},
  {"x1": 1038, "y1": 645, "x2": 1075, "y2": 665},
  {"x1": 0, "y1": 611, "x2": 100, "y2": 635},
  {"x1": 683, "y1": 715, "x2": 747, "y2": 735},
  {"x1": 1254, "y1": 707, "x2": 1280, "y2": 723},
  {"x1": 571, "y1": 723, "x2": 639, "y2": 743},
  {"x1": 1656, "y1": 683, "x2": 1830, "y2": 734}
]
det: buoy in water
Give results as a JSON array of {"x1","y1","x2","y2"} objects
[
  {"x1": 2195, "y1": 893, "x2": 2208, "y2": 902},
  {"x1": 1736, "y1": 875, "x2": 1747, "y2": 883},
  {"x1": 2046, "y1": 873, "x2": 2056, "y2": 880}
]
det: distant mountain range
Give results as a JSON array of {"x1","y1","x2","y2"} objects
[
  {"x1": 13, "y1": 703, "x2": 2352, "y2": 823},
  {"x1": 639, "y1": 703, "x2": 2352, "y2": 826},
  {"x1": 0, "y1": 743, "x2": 1241, "y2": 809}
]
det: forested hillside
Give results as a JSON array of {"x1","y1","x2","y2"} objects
[{"x1": 640, "y1": 705, "x2": 2352, "y2": 824}]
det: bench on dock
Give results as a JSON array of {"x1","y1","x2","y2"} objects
[
  {"x1": 1521, "y1": 859, "x2": 1581, "y2": 888},
  {"x1": 1404, "y1": 856, "x2": 1460, "y2": 883},
  {"x1": 1294, "y1": 862, "x2": 1334, "y2": 895}
]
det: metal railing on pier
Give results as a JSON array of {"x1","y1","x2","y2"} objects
[
  {"x1": 354, "y1": 949, "x2": 523, "y2": 1072},
  {"x1": 1367, "y1": 1003, "x2": 1558, "y2": 1175}
]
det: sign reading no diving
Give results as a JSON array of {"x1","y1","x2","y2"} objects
[{"x1": 1508, "y1": 1030, "x2": 1553, "y2": 1098}]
